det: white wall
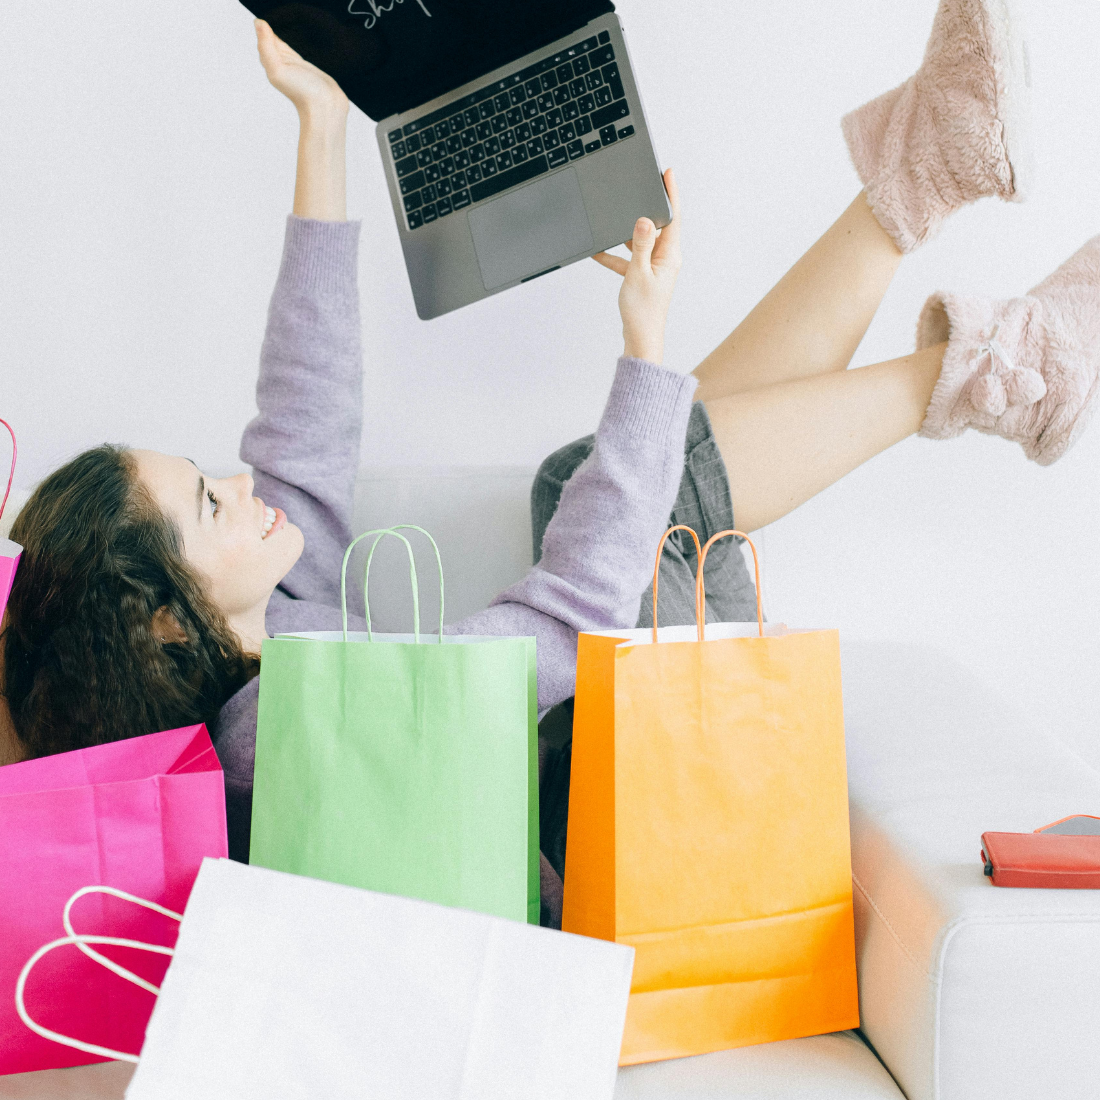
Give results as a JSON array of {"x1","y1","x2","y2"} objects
[{"x1": 3, "y1": 1, "x2": 1100, "y2": 768}]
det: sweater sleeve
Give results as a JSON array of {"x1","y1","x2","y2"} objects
[
  {"x1": 449, "y1": 357, "x2": 697, "y2": 711},
  {"x1": 239, "y1": 215, "x2": 363, "y2": 608}
]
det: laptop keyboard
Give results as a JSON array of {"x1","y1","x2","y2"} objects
[{"x1": 387, "y1": 29, "x2": 636, "y2": 231}]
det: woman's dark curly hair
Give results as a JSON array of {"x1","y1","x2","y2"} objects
[{"x1": 2, "y1": 445, "x2": 257, "y2": 760}]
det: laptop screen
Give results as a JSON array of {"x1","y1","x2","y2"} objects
[{"x1": 239, "y1": 0, "x2": 616, "y2": 121}]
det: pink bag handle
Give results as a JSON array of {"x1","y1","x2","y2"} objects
[
  {"x1": 651, "y1": 525, "x2": 764, "y2": 643},
  {"x1": 0, "y1": 418, "x2": 15, "y2": 522},
  {"x1": 15, "y1": 886, "x2": 182, "y2": 1064}
]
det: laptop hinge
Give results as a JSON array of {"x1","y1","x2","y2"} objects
[{"x1": 522, "y1": 266, "x2": 561, "y2": 284}]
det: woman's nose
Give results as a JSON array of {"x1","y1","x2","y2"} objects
[{"x1": 231, "y1": 473, "x2": 255, "y2": 501}]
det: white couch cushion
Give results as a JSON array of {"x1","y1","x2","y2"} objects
[
  {"x1": 841, "y1": 640, "x2": 1100, "y2": 1100},
  {"x1": 615, "y1": 1032, "x2": 903, "y2": 1098},
  {"x1": 0, "y1": 1038, "x2": 904, "y2": 1100},
  {"x1": 350, "y1": 468, "x2": 535, "y2": 628}
]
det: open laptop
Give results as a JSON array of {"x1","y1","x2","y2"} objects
[{"x1": 238, "y1": 2, "x2": 670, "y2": 319}]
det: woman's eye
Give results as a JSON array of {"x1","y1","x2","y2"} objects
[{"x1": 207, "y1": 489, "x2": 220, "y2": 517}]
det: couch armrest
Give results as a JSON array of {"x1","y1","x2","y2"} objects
[{"x1": 841, "y1": 641, "x2": 1100, "y2": 1100}]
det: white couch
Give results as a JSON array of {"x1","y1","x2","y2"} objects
[
  {"x1": 2, "y1": 472, "x2": 1098, "y2": 1099},
  {"x1": 620, "y1": 634, "x2": 1100, "y2": 1100}
]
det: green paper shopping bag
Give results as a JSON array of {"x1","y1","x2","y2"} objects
[{"x1": 250, "y1": 527, "x2": 539, "y2": 924}]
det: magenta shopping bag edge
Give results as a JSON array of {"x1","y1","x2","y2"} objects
[{"x1": 0, "y1": 724, "x2": 215, "y2": 797}]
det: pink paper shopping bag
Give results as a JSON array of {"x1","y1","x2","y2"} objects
[
  {"x1": 0, "y1": 540, "x2": 17, "y2": 623},
  {"x1": 0, "y1": 724, "x2": 228, "y2": 1074},
  {"x1": 0, "y1": 417, "x2": 18, "y2": 622}
]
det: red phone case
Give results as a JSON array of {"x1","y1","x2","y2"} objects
[{"x1": 981, "y1": 831, "x2": 1100, "y2": 889}]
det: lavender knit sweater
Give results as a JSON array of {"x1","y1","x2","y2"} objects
[{"x1": 211, "y1": 215, "x2": 697, "y2": 875}]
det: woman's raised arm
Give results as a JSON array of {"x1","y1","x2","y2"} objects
[
  {"x1": 450, "y1": 175, "x2": 691, "y2": 711},
  {"x1": 256, "y1": 19, "x2": 349, "y2": 221},
  {"x1": 240, "y1": 23, "x2": 363, "y2": 608}
]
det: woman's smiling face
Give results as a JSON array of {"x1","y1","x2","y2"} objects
[{"x1": 132, "y1": 450, "x2": 304, "y2": 623}]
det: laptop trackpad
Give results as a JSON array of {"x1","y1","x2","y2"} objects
[{"x1": 467, "y1": 168, "x2": 595, "y2": 291}]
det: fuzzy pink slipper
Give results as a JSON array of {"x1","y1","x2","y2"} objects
[
  {"x1": 918, "y1": 236, "x2": 1100, "y2": 465},
  {"x1": 843, "y1": 0, "x2": 1033, "y2": 253}
]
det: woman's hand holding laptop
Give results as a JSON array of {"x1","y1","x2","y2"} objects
[
  {"x1": 593, "y1": 169, "x2": 682, "y2": 368},
  {"x1": 255, "y1": 18, "x2": 347, "y2": 119}
]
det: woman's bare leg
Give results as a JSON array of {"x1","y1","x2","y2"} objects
[
  {"x1": 693, "y1": 193, "x2": 903, "y2": 403},
  {"x1": 705, "y1": 343, "x2": 946, "y2": 533}
]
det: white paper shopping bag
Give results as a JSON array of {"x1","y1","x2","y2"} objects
[{"x1": 126, "y1": 859, "x2": 634, "y2": 1100}]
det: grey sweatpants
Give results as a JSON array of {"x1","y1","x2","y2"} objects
[{"x1": 533, "y1": 402, "x2": 760, "y2": 926}]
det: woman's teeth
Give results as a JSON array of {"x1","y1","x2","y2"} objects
[{"x1": 262, "y1": 506, "x2": 276, "y2": 539}]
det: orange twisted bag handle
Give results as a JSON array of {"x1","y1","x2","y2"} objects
[
  {"x1": 652, "y1": 526, "x2": 702, "y2": 641},
  {"x1": 651, "y1": 526, "x2": 764, "y2": 643}
]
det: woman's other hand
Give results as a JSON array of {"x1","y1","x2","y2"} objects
[
  {"x1": 255, "y1": 18, "x2": 349, "y2": 122},
  {"x1": 593, "y1": 169, "x2": 682, "y2": 367}
]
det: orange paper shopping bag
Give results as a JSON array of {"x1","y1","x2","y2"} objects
[{"x1": 562, "y1": 527, "x2": 858, "y2": 1065}]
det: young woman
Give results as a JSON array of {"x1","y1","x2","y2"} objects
[{"x1": 3, "y1": 2, "x2": 1098, "y2": 928}]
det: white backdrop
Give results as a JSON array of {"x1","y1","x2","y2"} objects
[{"x1": 3, "y1": 1, "x2": 1100, "y2": 767}]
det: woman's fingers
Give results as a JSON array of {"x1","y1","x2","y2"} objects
[
  {"x1": 256, "y1": 19, "x2": 292, "y2": 76},
  {"x1": 595, "y1": 182, "x2": 679, "y2": 279},
  {"x1": 258, "y1": 19, "x2": 305, "y2": 66},
  {"x1": 254, "y1": 17, "x2": 349, "y2": 114},
  {"x1": 592, "y1": 252, "x2": 630, "y2": 277},
  {"x1": 653, "y1": 169, "x2": 681, "y2": 263},
  {"x1": 664, "y1": 168, "x2": 681, "y2": 224},
  {"x1": 629, "y1": 218, "x2": 657, "y2": 271},
  {"x1": 256, "y1": 18, "x2": 280, "y2": 54},
  {"x1": 255, "y1": 19, "x2": 276, "y2": 65}
]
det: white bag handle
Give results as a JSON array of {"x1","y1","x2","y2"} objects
[{"x1": 15, "y1": 886, "x2": 182, "y2": 1064}]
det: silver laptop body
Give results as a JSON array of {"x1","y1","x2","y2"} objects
[{"x1": 376, "y1": 12, "x2": 669, "y2": 320}]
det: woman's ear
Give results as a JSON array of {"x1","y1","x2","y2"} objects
[{"x1": 152, "y1": 606, "x2": 188, "y2": 646}]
